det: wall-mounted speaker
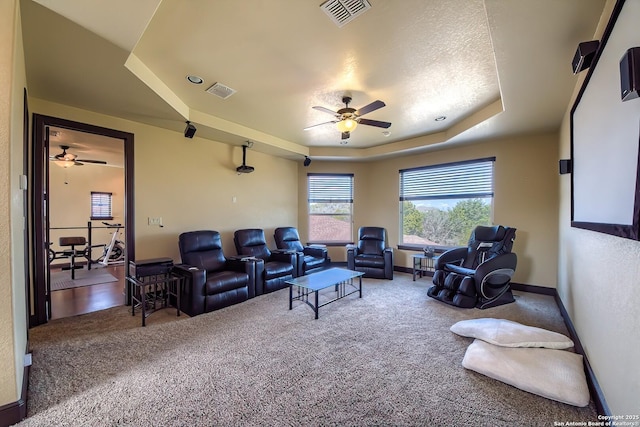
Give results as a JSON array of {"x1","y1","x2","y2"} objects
[
  {"x1": 572, "y1": 40, "x2": 599, "y2": 74},
  {"x1": 620, "y1": 47, "x2": 640, "y2": 101},
  {"x1": 559, "y1": 159, "x2": 572, "y2": 175},
  {"x1": 184, "y1": 121, "x2": 197, "y2": 138}
]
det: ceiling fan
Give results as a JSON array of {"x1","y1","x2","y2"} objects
[
  {"x1": 50, "y1": 145, "x2": 107, "y2": 168},
  {"x1": 304, "y1": 96, "x2": 392, "y2": 140}
]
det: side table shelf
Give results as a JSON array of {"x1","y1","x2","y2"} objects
[
  {"x1": 412, "y1": 254, "x2": 440, "y2": 281},
  {"x1": 128, "y1": 258, "x2": 183, "y2": 326}
]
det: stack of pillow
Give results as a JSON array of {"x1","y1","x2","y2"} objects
[{"x1": 450, "y1": 318, "x2": 590, "y2": 407}]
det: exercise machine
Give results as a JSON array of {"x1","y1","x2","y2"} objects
[{"x1": 98, "y1": 222, "x2": 125, "y2": 266}]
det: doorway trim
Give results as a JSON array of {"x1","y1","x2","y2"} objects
[{"x1": 31, "y1": 114, "x2": 135, "y2": 327}]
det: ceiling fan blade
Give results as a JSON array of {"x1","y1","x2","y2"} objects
[
  {"x1": 77, "y1": 159, "x2": 107, "y2": 164},
  {"x1": 304, "y1": 121, "x2": 337, "y2": 131},
  {"x1": 312, "y1": 106, "x2": 339, "y2": 116},
  {"x1": 355, "y1": 100, "x2": 386, "y2": 117},
  {"x1": 358, "y1": 118, "x2": 392, "y2": 129},
  {"x1": 341, "y1": 131, "x2": 350, "y2": 140}
]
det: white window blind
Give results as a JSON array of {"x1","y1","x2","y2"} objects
[
  {"x1": 399, "y1": 158, "x2": 495, "y2": 247},
  {"x1": 400, "y1": 157, "x2": 495, "y2": 201},
  {"x1": 91, "y1": 192, "x2": 113, "y2": 219},
  {"x1": 308, "y1": 174, "x2": 354, "y2": 203},
  {"x1": 308, "y1": 174, "x2": 354, "y2": 243}
]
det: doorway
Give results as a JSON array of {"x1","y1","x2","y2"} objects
[{"x1": 31, "y1": 115, "x2": 135, "y2": 327}]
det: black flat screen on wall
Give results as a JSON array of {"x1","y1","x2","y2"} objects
[{"x1": 570, "y1": 0, "x2": 640, "y2": 240}]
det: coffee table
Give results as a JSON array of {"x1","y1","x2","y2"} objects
[{"x1": 286, "y1": 267, "x2": 364, "y2": 319}]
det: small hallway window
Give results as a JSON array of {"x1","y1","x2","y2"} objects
[{"x1": 90, "y1": 191, "x2": 113, "y2": 220}]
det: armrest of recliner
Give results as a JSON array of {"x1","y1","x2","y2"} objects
[
  {"x1": 434, "y1": 247, "x2": 467, "y2": 270},
  {"x1": 276, "y1": 249, "x2": 307, "y2": 277},
  {"x1": 346, "y1": 244, "x2": 358, "y2": 270},
  {"x1": 303, "y1": 246, "x2": 327, "y2": 259},
  {"x1": 225, "y1": 257, "x2": 260, "y2": 299},
  {"x1": 383, "y1": 247, "x2": 393, "y2": 260},
  {"x1": 270, "y1": 250, "x2": 297, "y2": 266},
  {"x1": 172, "y1": 264, "x2": 206, "y2": 317},
  {"x1": 445, "y1": 264, "x2": 475, "y2": 276},
  {"x1": 383, "y1": 247, "x2": 394, "y2": 279}
]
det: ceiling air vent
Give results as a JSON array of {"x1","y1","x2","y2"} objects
[
  {"x1": 206, "y1": 82, "x2": 236, "y2": 99},
  {"x1": 320, "y1": 0, "x2": 371, "y2": 28}
]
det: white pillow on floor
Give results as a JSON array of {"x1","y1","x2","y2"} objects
[
  {"x1": 450, "y1": 318, "x2": 574, "y2": 349},
  {"x1": 462, "y1": 339, "x2": 590, "y2": 407}
]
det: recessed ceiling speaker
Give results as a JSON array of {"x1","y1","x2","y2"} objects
[
  {"x1": 559, "y1": 159, "x2": 572, "y2": 175},
  {"x1": 184, "y1": 121, "x2": 196, "y2": 138},
  {"x1": 620, "y1": 47, "x2": 640, "y2": 102},
  {"x1": 572, "y1": 40, "x2": 599, "y2": 74}
]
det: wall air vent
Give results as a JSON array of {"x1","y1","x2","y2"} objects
[
  {"x1": 320, "y1": 0, "x2": 371, "y2": 28},
  {"x1": 206, "y1": 82, "x2": 237, "y2": 99}
]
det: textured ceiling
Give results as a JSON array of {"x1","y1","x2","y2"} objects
[{"x1": 22, "y1": 0, "x2": 606, "y2": 162}]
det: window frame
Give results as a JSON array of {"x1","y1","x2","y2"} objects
[
  {"x1": 398, "y1": 157, "x2": 495, "y2": 251},
  {"x1": 307, "y1": 173, "x2": 354, "y2": 245},
  {"x1": 90, "y1": 191, "x2": 114, "y2": 221}
]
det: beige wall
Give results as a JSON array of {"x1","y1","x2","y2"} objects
[
  {"x1": 7, "y1": 0, "x2": 634, "y2": 416},
  {"x1": 30, "y1": 99, "x2": 299, "y2": 263},
  {"x1": 49, "y1": 163, "x2": 125, "y2": 266},
  {"x1": 1, "y1": 0, "x2": 28, "y2": 407},
  {"x1": 557, "y1": 0, "x2": 639, "y2": 415},
  {"x1": 300, "y1": 132, "x2": 560, "y2": 287}
]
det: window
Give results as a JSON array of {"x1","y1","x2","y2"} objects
[
  {"x1": 308, "y1": 173, "x2": 354, "y2": 243},
  {"x1": 90, "y1": 191, "x2": 113, "y2": 220},
  {"x1": 399, "y1": 157, "x2": 495, "y2": 247}
]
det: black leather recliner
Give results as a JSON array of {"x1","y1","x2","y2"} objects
[
  {"x1": 174, "y1": 230, "x2": 260, "y2": 317},
  {"x1": 428, "y1": 225, "x2": 517, "y2": 309},
  {"x1": 233, "y1": 228, "x2": 296, "y2": 295},
  {"x1": 274, "y1": 227, "x2": 330, "y2": 276},
  {"x1": 347, "y1": 226, "x2": 393, "y2": 279}
]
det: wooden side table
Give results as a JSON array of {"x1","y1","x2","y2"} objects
[{"x1": 412, "y1": 254, "x2": 439, "y2": 281}]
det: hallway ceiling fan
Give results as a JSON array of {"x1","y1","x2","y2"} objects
[
  {"x1": 50, "y1": 145, "x2": 107, "y2": 168},
  {"x1": 304, "y1": 96, "x2": 391, "y2": 140}
]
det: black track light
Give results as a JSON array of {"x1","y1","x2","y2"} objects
[
  {"x1": 184, "y1": 121, "x2": 196, "y2": 138},
  {"x1": 303, "y1": 156, "x2": 311, "y2": 167}
]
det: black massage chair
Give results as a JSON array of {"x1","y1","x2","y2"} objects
[{"x1": 427, "y1": 225, "x2": 517, "y2": 309}]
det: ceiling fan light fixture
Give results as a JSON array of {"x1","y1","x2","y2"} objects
[
  {"x1": 54, "y1": 160, "x2": 75, "y2": 168},
  {"x1": 336, "y1": 118, "x2": 358, "y2": 133}
]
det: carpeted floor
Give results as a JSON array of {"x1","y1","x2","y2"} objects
[
  {"x1": 49, "y1": 268, "x2": 118, "y2": 291},
  {"x1": 21, "y1": 273, "x2": 598, "y2": 426}
]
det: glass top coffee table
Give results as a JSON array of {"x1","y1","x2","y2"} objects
[{"x1": 286, "y1": 267, "x2": 365, "y2": 319}]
